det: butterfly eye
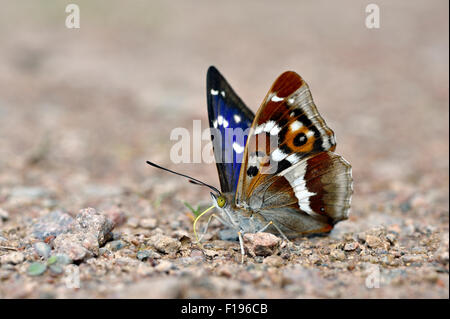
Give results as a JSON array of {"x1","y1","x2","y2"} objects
[{"x1": 217, "y1": 196, "x2": 226, "y2": 208}]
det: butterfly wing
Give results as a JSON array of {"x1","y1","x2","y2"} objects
[
  {"x1": 207, "y1": 66, "x2": 255, "y2": 193},
  {"x1": 235, "y1": 71, "x2": 352, "y2": 235}
]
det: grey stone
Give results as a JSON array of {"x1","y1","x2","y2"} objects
[
  {"x1": 106, "y1": 240, "x2": 126, "y2": 251},
  {"x1": 72, "y1": 208, "x2": 114, "y2": 246},
  {"x1": 31, "y1": 210, "x2": 74, "y2": 240},
  {"x1": 52, "y1": 207, "x2": 115, "y2": 262},
  {"x1": 33, "y1": 242, "x2": 51, "y2": 259}
]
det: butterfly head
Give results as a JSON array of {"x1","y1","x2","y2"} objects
[{"x1": 210, "y1": 192, "x2": 227, "y2": 209}]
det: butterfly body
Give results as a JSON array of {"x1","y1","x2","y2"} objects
[{"x1": 207, "y1": 66, "x2": 353, "y2": 242}]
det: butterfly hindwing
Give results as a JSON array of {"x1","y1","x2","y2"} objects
[{"x1": 207, "y1": 66, "x2": 255, "y2": 193}]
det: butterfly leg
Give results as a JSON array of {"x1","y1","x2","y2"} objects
[
  {"x1": 257, "y1": 221, "x2": 290, "y2": 242},
  {"x1": 198, "y1": 214, "x2": 232, "y2": 243},
  {"x1": 256, "y1": 220, "x2": 273, "y2": 233},
  {"x1": 237, "y1": 231, "x2": 245, "y2": 264}
]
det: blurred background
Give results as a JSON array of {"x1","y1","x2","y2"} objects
[
  {"x1": 0, "y1": 0, "x2": 448, "y2": 191},
  {"x1": 0, "y1": 0, "x2": 448, "y2": 299}
]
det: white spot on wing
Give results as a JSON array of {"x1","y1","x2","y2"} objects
[
  {"x1": 270, "y1": 124, "x2": 282, "y2": 136},
  {"x1": 232, "y1": 142, "x2": 244, "y2": 154},
  {"x1": 221, "y1": 91, "x2": 226, "y2": 97},
  {"x1": 271, "y1": 148, "x2": 287, "y2": 162},
  {"x1": 213, "y1": 120, "x2": 218, "y2": 128},
  {"x1": 290, "y1": 121, "x2": 303, "y2": 131},
  {"x1": 263, "y1": 121, "x2": 276, "y2": 132},
  {"x1": 210, "y1": 89, "x2": 219, "y2": 95},
  {"x1": 217, "y1": 115, "x2": 224, "y2": 126},
  {"x1": 271, "y1": 95, "x2": 284, "y2": 102},
  {"x1": 286, "y1": 153, "x2": 299, "y2": 164},
  {"x1": 234, "y1": 114, "x2": 241, "y2": 123},
  {"x1": 223, "y1": 119, "x2": 229, "y2": 128},
  {"x1": 254, "y1": 124, "x2": 265, "y2": 135}
]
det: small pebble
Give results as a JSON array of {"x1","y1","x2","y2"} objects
[
  {"x1": 52, "y1": 208, "x2": 115, "y2": 261},
  {"x1": 136, "y1": 249, "x2": 157, "y2": 260},
  {"x1": 127, "y1": 217, "x2": 139, "y2": 228},
  {"x1": 0, "y1": 208, "x2": 9, "y2": 221},
  {"x1": 106, "y1": 240, "x2": 126, "y2": 251},
  {"x1": 53, "y1": 237, "x2": 91, "y2": 261},
  {"x1": 155, "y1": 260, "x2": 173, "y2": 272},
  {"x1": 217, "y1": 265, "x2": 233, "y2": 277},
  {"x1": 243, "y1": 233, "x2": 281, "y2": 257},
  {"x1": 1, "y1": 252, "x2": 25, "y2": 265},
  {"x1": 357, "y1": 232, "x2": 367, "y2": 243},
  {"x1": 33, "y1": 242, "x2": 51, "y2": 259},
  {"x1": 136, "y1": 250, "x2": 151, "y2": 261},
  {"x1": 365, "y1": 235, "x2": 383, "y2": 248},
  {"x1": 402, "y1": 254, "x2": 425, "y2": 264},
  {"x1": 301, "y1": 249, "x2": 313, "y2": 256},
  {"x1": 151, "y1": 234, "x2": 181, "y2": 254},
  {"x1": 169, "y1": 220, "x2": 181, "y2": 230},
  {"x1": 139, "y1": 218, "x2": 157, "y2": 229},
  {"x1": 411, "y1": 247, "x2": 427, "y2": 255},
  {"x1": 330, "y1": 250, "x2": 346, "y2": 261},
  {"x1": 344, "y1": 242, "x2": 359, "y2": 251},
  {"x1": 103, "y1": 207, "x2": 127, "y2": 227},
  {"x1": 381, "y1": 255, "x2": 394, "y2": 266},
  {"x1": 263, "y1": 255, "x2": 284, "y2": 267},
  {"x1": 137, "y1": 250, "x2": 161, "y2": 261},
  {"x1": 386, "y1": 233, "x2": 397, "y2": 245},
  {"x1": 203, "y1": 249, "x2": 218, "y2": 258},
  {"x1": 31, "y1": 210, "x2": 74, "y2": 240},
  {"x1": 72, "y1": 208, "x2": 114, "y2": 245},
  {"x1": 99, "y1": 247, "x2": 110, "y2": 256}
]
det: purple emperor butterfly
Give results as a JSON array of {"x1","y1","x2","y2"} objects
[{"x1": 147, "y1": 66, "x2": 353, "y2": 262}]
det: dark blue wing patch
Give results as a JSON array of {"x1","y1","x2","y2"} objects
[{"x1": 207, "y1": 66, "x2": 255, "y2": 193}]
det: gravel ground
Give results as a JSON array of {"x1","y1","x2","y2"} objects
[{"x1": 0, "y1": 1, "x2": 448, "y2": 298}]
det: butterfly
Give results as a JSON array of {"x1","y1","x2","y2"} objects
[{"x1": 147, "y1": 66, "x2": 353, "y2": 262}]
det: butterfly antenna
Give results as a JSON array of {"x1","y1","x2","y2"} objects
[{"x1": 146, "y1": 161, "x2": 221, "y2": 195}]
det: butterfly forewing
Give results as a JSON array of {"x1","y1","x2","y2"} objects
[
  {"x1": 235, "y1": 71, "x2": 352, "y2": 233},
  {"x1": 237, "y1": 71, "x2": 336, "y2": 199},
  {"x1": 207, "y1": 66, "x2": 255, "y2": 193}
]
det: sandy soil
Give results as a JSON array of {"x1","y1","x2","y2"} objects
[{"x1": 0, "y1": 1, "x2": 448, "y2": 298}]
